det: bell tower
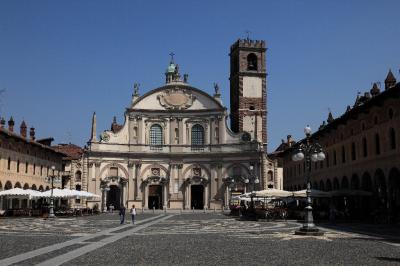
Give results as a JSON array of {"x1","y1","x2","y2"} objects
[{"x1": 229, "y1": 38, "x2": 267, "y2": 147}]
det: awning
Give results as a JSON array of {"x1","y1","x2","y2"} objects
[
  {"x1": 253, "y1": 189, "x2": 293, "y2": 198},
  {"x1": 329, "y1": 189, "x2": 373, "y2": 197},
  {"x1": 292, "y1": 189, "x2": 331, "y2": 198}
]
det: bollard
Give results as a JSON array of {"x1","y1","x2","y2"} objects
[
  {"x1": 192, "y1": 207, "x2": 195, "y2": 213},
  {"x1": 214, "y1": 207, "x2": 216, "y2": 213},
  {"x1": 141, "y1": 207, "x2": 144, "y2": 214},
  {"x1": 180, "y1": 208, "x2": 182, "y2": 215},
  {"x1": 153, "y1": 207, "x2": 155, "y2": 214}
]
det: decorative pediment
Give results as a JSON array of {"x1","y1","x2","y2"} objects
[{"x1": 157, "y1": 87, "x2": 195, "y2": 110}]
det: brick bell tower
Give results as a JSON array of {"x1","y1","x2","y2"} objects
[{"x1": 229, "y1": 38, "x2": 267, "y2": 148}]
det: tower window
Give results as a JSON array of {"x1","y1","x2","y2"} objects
[
  {"x1": 247, "y1": 53, "x2": 258, "y2": 71},
  {"x1": 249, "y1": 105, "x2": 255, "y2": 110}
]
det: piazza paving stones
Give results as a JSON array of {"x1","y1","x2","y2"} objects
[{"x1": 0, "y1": 213, "x2": 398, "y2": 265}]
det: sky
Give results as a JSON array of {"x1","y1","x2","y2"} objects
[{"x1": 0, "y1": 0, "x2": 399, "y2": 152}]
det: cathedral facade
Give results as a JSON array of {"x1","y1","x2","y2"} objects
[{"x1": 84, "y1": 39, "x2": 280, "y2": 210}]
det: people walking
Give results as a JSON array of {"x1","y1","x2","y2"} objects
[
  {"x1": 119, "y1": 205, "x2": 126, "y2": 225},
  {"x1": 131, "y1": 204, "x2": 136, "y2": 225}
]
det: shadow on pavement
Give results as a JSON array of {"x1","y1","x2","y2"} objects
[{"x1": 375, "y1": 257, "x2": 400, "y2": 262}]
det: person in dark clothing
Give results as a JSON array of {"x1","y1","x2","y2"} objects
[{"x1": 119, "y1": 206, "x2": 126, "y2": 225}]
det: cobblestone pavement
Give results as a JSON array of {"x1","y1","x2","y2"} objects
[{"x1": 0, "y1": 213, "x2": 399, "y2": 265}]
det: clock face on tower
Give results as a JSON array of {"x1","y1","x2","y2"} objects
[{"x1": 243, "y1": 77, "x2": 262, "y2": 97}]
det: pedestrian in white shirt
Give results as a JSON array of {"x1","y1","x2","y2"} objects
[{"x1": 130, "y1": 204, "x2": 136, "y2": 225}]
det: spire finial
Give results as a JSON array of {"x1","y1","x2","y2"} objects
[
  {"x1": 385, "y1": 69, "x2": 397, "y2": 89},
  {"x1": 169, "y1": 52, "x2": 175, "y2": 64},
  {"x1": 327, "y1": 109, "x2": 334, "y2": 123},
  {"x1": 91, "y1": 112, "x2": 97, "y2": 142}
]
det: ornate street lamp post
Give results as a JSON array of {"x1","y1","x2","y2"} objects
[
  {"x1": 292, "y1": 125, "x2": 325, "y2": 235},
  {"x1": 45, "y1": 165, "x2": 61, "y2": 219},
  {"x1": 244, "y1": 165, "x2": 260, "y2": 192}
]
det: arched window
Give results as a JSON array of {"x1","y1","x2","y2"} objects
[
  {"x1": 341, "y1": 176, "x2": 349, "y2": 189},
  {"x1": 247, "y1": 53, "x2": 258, "y2": 71},
  {"x1": 5, "y1": 181, "x2": 12, "y2": 190},
  {"x1": 389, "y1": 108, "x2": 394, "y2": 119},
  {"x1": 25, "y1": 162, "x2": 29, "y2": 173},
  {"x1": 319, "y1": 180, "x2": 325, "y2": 191},
  {"x1": 17, "y1": 160, "x2": 20, "y2": 173},
  {"x1": 75, "y1": 171, "x2": 82, "y2": 182},
  {"x1": 351, "y1": 142, "x2": 356, "y2": 161},
  {"x1": 150, "y1": 124, "x2": 163, "y2": 148},
  {"x1": 362, "y1": 137, "x2": 368, "y2": 157},
  {"x1": 191, "y1": 124, "x2": 204, "y2": 146},
  {"x1": 341, "y1": 146, "x2": 346, "y2": 163},
  {"x1": 326, "y1": 152, "x2": 330, "y2": 168},
  {"x1": 333, "y1": 150, "x2": 337, "y2": 165},
  {"x1": 389, "y1": 128, "x2": 396, "y2": 150},
  {"x1": 333, "y1": 178, "x2": 339, "y2": 190},
  {"x1": 375, "y1": 133, "x2": 380, "y2": 155},
  {"x1": 7, "y1": 157, "x2": 11, "y2": 170}
]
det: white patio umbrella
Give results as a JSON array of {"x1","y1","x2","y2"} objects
[
  {"x1": 66, "y1": 189, "x2": 101, "y2": 198},
  {"x1": 24, "y1": 189, "x2": 44, "y2": 199},
  {"x1": 292, "y1": 189, "x2": 331, "y2": 198},
  {"x1": 41, "y1": 188, "x2": 75, "y2": 198},
  {"x1": 253, "y1": 189, "x2": 293, "y2": 198},
  {"x1": 0, "y1": 188, "x2": 40, "y2": 199}
]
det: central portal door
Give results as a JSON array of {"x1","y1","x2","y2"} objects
[
  {"x1": 107, "y1": 185, "x2": 121, "y2": 209},
  {"x1": 148, "y1": 185, "x2": 162, "y2": 209},
  {"x1": 191, "y1": 185, "x2": 204, "y2": 209}
]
